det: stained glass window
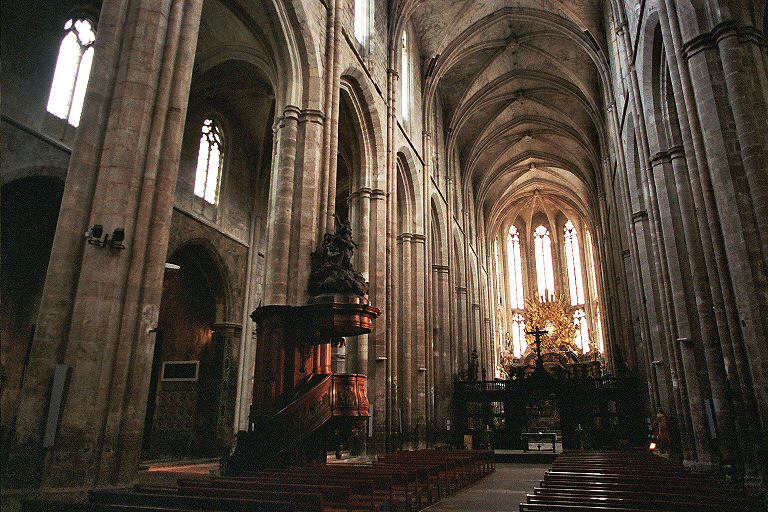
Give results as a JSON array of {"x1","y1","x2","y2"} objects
[
  {"x1": 507, "y1": 226, "x2": 524, "y2": 309},
  {"x1": 534, "y1": 225, "x2": 555, "y2": 298},
  {"x1": 564, "y1": 220, "x2": 586, "y2": 305}
]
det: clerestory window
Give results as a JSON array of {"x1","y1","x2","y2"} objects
[
  {"x1": 194, "y1": 118, "x2": 224, "y2": 204},
  {"x1": 400, "y1": 30, "x2": 410, "y2": 119},
  {"x1": 354, "y1": 0, "x2": 370, "y2": 45},
  {"x1": 47, "y1": 18, "x2": 96, "y2": 127}
]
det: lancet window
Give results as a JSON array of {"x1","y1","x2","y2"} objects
[
  {"x1": 534, "y1": 225, "x2": 555, "y2": 298},
  {"x1": 194, "y1": 118, "x2": 224, "y2": 204},
  {"x1": 494, "y1": 239, "x2": 504, "y2": 307},
  {"x1": 507, "y1": 225, "x2": 524, "y2": 309},
  {"x1": 400, "y1": 31, "x2": 410, "y2": 119},
  {"x1": 47, "y1": 17, "x2": 96, "y2": 127},
  {"x1": 564, "y1": 220, "x2": 585, "y2": 306},
  {"x1": 354, "y1": 0, "x2": 369, "y2": 45}
]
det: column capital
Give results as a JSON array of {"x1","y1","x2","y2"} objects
[
  {"x1": 667, "y1": 145, "x2": 685, "y2": 160},
  {"x1": 298, "y1": 108, "x2": 325, "y2": 125},
  {"x1": 649, "y1": 150, "x2": 671, "y2": 165},
  {"x1": 631, "y1": 210, "x2": 648, "y2": 223},
  {"x1": 281, "y1": 104, "x2": 302, "y2": 119},
  {"x1": 349, "y1": 187, "x2": 373, "y2": 199},
  {"x1": 370, "y1": 188, "x2": 386, "y2": 199},
  {"x1": 682, "y1": 20, "x2": 766, "y2": 60}
]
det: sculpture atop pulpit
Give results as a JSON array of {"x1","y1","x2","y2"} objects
[{"x1": 309, "y1": 215, "x2": 368, "y2": 298}]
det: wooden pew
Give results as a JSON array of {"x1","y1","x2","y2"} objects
[
  {"x1": 178, "y1": 475, "x2": 366, "y2": 512},
  {"x1": 89, "y1": 489, "x2": 300, "y2": 512},
  {"x1": 23, "y1": 502, "x2": 221, "y2": 512},
  {"x1": 520, "y1": 450, "x2": 764, "y2": 512}
]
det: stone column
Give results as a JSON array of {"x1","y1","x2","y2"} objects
[
  {"x1": 398, "y1": 233, "x2": 413, "y2": 443},
  {"x1": 262, "y1": 106, "x2": 300, "y2": 305},
  {"x1": 657, "y1": 0, "x2": 761, "y2": 481},
  {"x1": 288, "y1": 109, "x2": 325, "y2": 305},
  {"x1": 649, "y1": 151, "x2": 711, "y2": 464},
  {"x1": 352, "y1": 187, "x2": 372, "y2": 374},
  {"x1": 716, "y1": 24, "x2": 768, "y2": 266},
  {"x1": 714, "y1": 30, "x2": 768, "y2": 474},
  {"x1": 5, "y1": 0, "x2": 203, "y2": 491},
  {"x1": 210, "y1": 322, "x2": 242, "y2": 453},
  {"x1": 472, "y1": 304, "x2": 482, "y2": 367},
  {"x1": 681, "y1": 18, "x2": 768, "y2": 482},
  {"x1": 411, "y1": 233, "x2": 427, "y2": 445},
  {"x1": 668, "y1": 146, "x2": 738, "y2": 469},
  {"x1": 369, "y1": 189, "x2": 387, "y2": 451},
  {"x1": 455, "y1": 287, "x2": 468, "y2": 371},
  {"x1": 433, "y1": 265, "x2": 451, "y2": 433}
]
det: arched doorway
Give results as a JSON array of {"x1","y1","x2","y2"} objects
[
  {"x1": 1, "y1": 176, "x2": 64, "y2": 439},
  {"x1": 142, "y1": 243, "x2": 230, "y2": 459}
]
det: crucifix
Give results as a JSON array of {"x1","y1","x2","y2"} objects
[{"x1": 527, "y1": 327, "x2": 548, "y2": 372}]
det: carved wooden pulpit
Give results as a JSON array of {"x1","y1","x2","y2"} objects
[{"x1": 228, "y1": 219, "x2": 380, "y2": 472}]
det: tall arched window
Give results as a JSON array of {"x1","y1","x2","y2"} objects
[
  {"x1": 534, "y1": 225, "x2": 555, "y2": 298},
  {"x1": 47, "y1": 18, "x2": 96, "y2": 126},
  {"x1": 564, "y1": 220, "x2": 585, "y2": 306},
  {"x1": 507, "y1": 225, "x2": 524, "y2": 309},
  {"x1": 585, "y1": 230, "x2": 604, "y2": 353},
  {"x1": 354, "y1": 0, "x2": 369, "y2": 45},
  {"x1": 400, "y1": 30, "x2": 410, "y2": 119},
  {"x1": 574, "y1": 309, "x2": 590, "y2": 353},
  {"x1": 194, "y1": 118, "x2": 223, "y2": 204},
  {"x1": 493, "y1": 239, "x2": 503, "y2": 307},
  {"x1": 512, "y1": 313, "x2": 525, "y2": 358}
]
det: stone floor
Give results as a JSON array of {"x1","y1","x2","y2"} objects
[{"x1": 423, "y1": 463, "x2": 549, "y2": 511}]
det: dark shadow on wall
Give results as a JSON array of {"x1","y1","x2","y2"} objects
[
  {"x1": 141, "y1": 243, "x2": 228, "y2": 459},
  {"x1": 0, "y1": 176, "x2": 64, "y2": 449}
]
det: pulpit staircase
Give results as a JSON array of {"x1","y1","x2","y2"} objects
[{"x1": 228, "y1": 372, "x2": 368, "y2": 471}]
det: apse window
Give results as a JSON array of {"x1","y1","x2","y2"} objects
[
  {"x1": 534, "y1": 225, "x2": 555, "y2": 298},
  {"x1": 194, "y1": 118, "x2": 224, "y2": 204},
  {"x1": 564, "y1": 220, "x2": 585, "y2": 305},
  {"x1": 400, "y1": 30, "x2": 410, "y2": 119},
  {"x1": 47, "y1": 18, "x2": 96, "y2": 127},
  {"x1": 354, "y1": 0, "x2": 370, "y2": 45},
  {"x1": 507, "y1": 225, "x2": 525, "y2": 309},
  {"x1": 573, "y1": 309, "x2": 590, "y2": 353},
  {"x1": 493, "y1": 240, "x2": 504, "y2": 306}
]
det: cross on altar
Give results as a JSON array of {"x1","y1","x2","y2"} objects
[{"x1": 527, "y1": 328, "x2": 549, "y2": 371}]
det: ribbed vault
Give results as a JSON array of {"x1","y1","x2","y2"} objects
[{"x1": 412, "y1": 1, "x2": 608, "y2": 236}]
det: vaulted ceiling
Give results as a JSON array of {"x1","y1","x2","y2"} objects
[{"x1": 411, "y1": 0, "x2": 609, "y2": 233}]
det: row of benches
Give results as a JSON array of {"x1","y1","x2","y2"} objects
[
  {"x1": 519, "y1": 450, "x2": 765, "y2": 511},
  {"x1": 24, "y1": 449, "x2": 494, "y2": 512}
]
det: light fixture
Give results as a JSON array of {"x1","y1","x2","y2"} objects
[{"x1": 86, "y1": 224, "x2": 126, "y2": 249}]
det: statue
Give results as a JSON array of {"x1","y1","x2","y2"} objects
[{"x1": 308, "y1": 215, "x2": 369, "y2": 298}]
